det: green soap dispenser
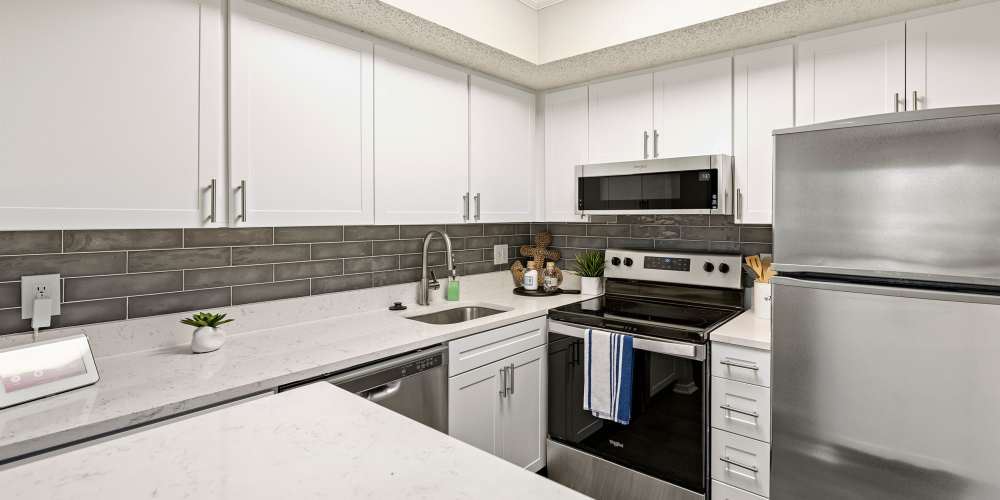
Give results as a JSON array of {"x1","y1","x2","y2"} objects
[{"x1": 446, "y1": 270, "x2": 460, "y2": 301}]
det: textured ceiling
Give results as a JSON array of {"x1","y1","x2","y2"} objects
[{"x1": 273, "y1": 0, "x2": 962, "y2": 90}]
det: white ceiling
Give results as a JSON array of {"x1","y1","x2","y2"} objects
[
  {"x1": 274, "y1": 0, "x2": 963, "y2": 90},
  {"x1": 518, "y1": 0, "x2": 566, "y2": 10}
]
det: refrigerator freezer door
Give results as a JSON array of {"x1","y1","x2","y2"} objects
[
  {"x1": 772, "y1": 277, "x2": 1000, "y2": 500},
  {"x1": 773, "y1": 106, "x2": 1000, "y2": 286}
]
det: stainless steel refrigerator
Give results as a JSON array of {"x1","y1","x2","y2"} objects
[{"x1": 771, "y1": 105, "x2": 1000, "y2": 500}]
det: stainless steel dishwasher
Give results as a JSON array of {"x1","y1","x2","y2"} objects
[{"x1": 323, "y1": 345, "x2": 448, "y2": 433}]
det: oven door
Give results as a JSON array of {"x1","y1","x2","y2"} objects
[
  {"x1": 575, "y1": 155, "x2": 732, "y2": 215},
  {"x1": 547, "y1": 321, "x2": 708, "y2": 496}
]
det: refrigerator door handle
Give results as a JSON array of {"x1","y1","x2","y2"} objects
[{"x1": 771, "y1": 276, "x2": 1000, "y2": 306}]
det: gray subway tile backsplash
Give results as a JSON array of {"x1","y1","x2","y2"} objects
[
  {"x1": 128, "y1": 248, "x2": 231, "y2": 273},
  {"x1": 0, "y1": 218, "x2": 768, "y2": 336},
  {"x1": 0, "y1": 230, "x2": 62, "y2": 256},
  {"x1": 273, "y1": 226, "x2": 344, "y2": 244},
  {"x1": 64, "y1": 229, "x2": 182, "y2": 252},
  {"x1": 233, "y1": 280, "x2": 310, "y2": 305},
  {"x1": 232, "y1": 244, "x2": 310, "y2": 265}
]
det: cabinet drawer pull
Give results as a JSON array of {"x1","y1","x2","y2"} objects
[
  {"x1": 720, "y1": 359, "x2": 759, "y2": 371},
  {"x1": 653, "y1": 129, "x2": 659, "y2": 158},
  {"x1": 507, "y1": 363, "x2": 514, "y2": 394},
  {"x1": 236, "y1": 180, "x2": 248, "y2": 223},
  {"x1": 895, "y1": 92, "x2": 901, "y2": 113},
  {"x1": 721, "y1": 456, "x2": 759, "y2": 474},
  {"x1": 463, "y1": 192, "x2": 470, "y2": 221},
  {"x1": 912, "y1": 90, "x2": 919, "y2": 111},
  {"x1": 643, "y1": 131, "x2": 649, "y2": 159},
  {"x1": 720, "y1": 404, "x2": 759, "y2": 419},
  {"x1": 474, "y1": 193, "x2": 481, "y2": 221},
  {"x1": 499, "y1": 367, "x2": 507, "y2": 398}
]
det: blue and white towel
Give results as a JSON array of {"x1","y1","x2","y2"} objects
[{"x1": 583, "y1": 328, "x2": 634, "y2": 425}]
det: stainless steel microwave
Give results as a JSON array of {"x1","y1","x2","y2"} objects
[{"x1": 575, "y1": 154, "x2": 733, "y2": 215}]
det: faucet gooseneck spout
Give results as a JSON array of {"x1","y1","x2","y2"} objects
[{"x1": 417, "y1": 230, "x2": 454, "y2": 305}]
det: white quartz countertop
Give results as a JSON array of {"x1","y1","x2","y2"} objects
[
  {"x1": 1, "y1": 383, "x2": 589, "y2": 500},
  {"x1": 709, "y1": 310, "x2": 772, "y2": 351},
  {"x1": 0, "y1": 274, "x2": 592, "y2": 463}
]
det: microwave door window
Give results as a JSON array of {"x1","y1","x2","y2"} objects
[
  {"x1": 642, "y1": 173, "x2": 680, "y2": 209},
  {"x1": 606, "y1": 175, "x2": 644, "y2": 210}
]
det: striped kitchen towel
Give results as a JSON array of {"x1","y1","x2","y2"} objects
[{"x1": 583, "y1": 328, "x2": 634, "y2": 425}]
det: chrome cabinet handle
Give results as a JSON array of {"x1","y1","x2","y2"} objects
[
  {"x1": 912, "y1": 90, "x2": 919, "y2": 111},
  {"x1": 736, "y1": 188, "x2": 743, "y2": 222},
  {"x1": 462, "y1": 192, "x2": 470, "y2": 221},
  {"x1": 499, "y1": 367, "x2": 507, "y2": 398},
  {"x1": 507, "y1": 363, "x2": 514, "y2": 395},
  {"x1": 721, "y1": 456, "x2": 759, "y2": 474},
  {"x1": 643, "y1": 131, "x2": 649, "y2": 159},
  {"x1": 236, "y1": 180, "x2": 247, "y2": 223},
  {"x1": 720, "y1": 358, "x2": 759, "y2": 371},
  {"x1": 474, "y1": 193, "x2": 481, "y2": 221},
  {"x1": 653, "y1": 129, "x2": 659, "y2": 158},
  {"x1": 208, "y1": 178, "x2": 217, "y2": 223},
  {"x1": 895, "y1": 92, "x2": 901, "y2": 112},
  {"x1": 720, "y1": 404, "x2": 759, "y2": 419}
]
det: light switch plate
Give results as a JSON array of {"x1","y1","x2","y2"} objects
[
  {"x1": 493, "y1": 244, "x2": 508, "y2": 265},
  {"x1": 21, "y1": 274, "x2": 61, "y2": 319}
]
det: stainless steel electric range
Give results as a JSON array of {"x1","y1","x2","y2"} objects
[{"x1": 546, "y1": 249, "x2": 746, "y2": 500}]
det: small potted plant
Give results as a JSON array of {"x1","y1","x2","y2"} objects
[
  {"x1": 181, "y1": 312, "x2": 233, "y2": 354},
  {"x1": 575, "y1": 250, "x2": 606, "y2": 296}
]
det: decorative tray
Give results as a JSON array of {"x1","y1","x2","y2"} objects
[{"x1": 513, "y1": 287, "x2": 567, "y2": 297}]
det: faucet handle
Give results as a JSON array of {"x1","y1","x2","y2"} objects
[{"x1": 428, "y1": 270, "x2": 440, "y2": 290}]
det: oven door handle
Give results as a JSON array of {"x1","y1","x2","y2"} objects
[{"x1": 548, "y1": 320, "x2": 705, "y2": 361}]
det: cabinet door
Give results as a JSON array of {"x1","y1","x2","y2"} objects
[
  {"x1": 470, "y1": 76, "x2": 536, "y2": 223},
  {"x1": 733, "y1": 45, "x2": 794, "y2": 225},
  {"x1": 653, "y1": 57, "x2": 733, "y2": 158},
  {"x1": 0, "y1": 0, "x2": 223, "y2": 229},
  {"x1": 374, "y1": 47, "x2": 469, "y2": 224},
  {"x1": 588, "y1": 74, "x2": 654, "y2": 164},
  {"x1": 229, "y1": 0, "x2": 373, "y2": 227},
  {"x1": 448, "y1": 360, "x2": 503, "y2": 456},
  {"x1": 544, "y1": 87, "x2": 589, "y2": 222},
  {"x1": 500, "y1": 345, "x2": 547, "y2": 472},
  {"x1": 907, "y1": 2, "x2": 1000, "y2": 110},
  {"x1": 796, "y1": 22, "x2": 905, "y2": 125}
]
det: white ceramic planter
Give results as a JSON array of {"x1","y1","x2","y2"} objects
[
  {"x1": 191, "y1": 327, "x2": 226, "y2": 354},
  {"x1": 753, "y1": 282, "x2": 772, "y2": 320},
  {"x1": 580, "y1": 276, "x2": 604, "y2": 296}
]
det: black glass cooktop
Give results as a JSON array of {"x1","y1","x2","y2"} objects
[{"x1": 548, "y1": 294, "x2": 741, "y2": 344}]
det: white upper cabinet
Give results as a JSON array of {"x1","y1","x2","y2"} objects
[
  {"x1": 544, "y1": 87, "x2": 589, "y2": 222},
  {"x1": 796, "y1": 22, "x2": 906, "y2": 125},
  {"x1": 653, "y1": 57, "x2": 733, "y2": 158},
  {"x1": 0, "y1": 0, "x2": 223, "y2": 229},
  {"x1": 470, "y1": 76, "x2": 536, "y2": 223},
  {"x1": 906, "y1": 1, "x2": 1000, "y2": 110},
  {"x1": 733, "y1": 45, "x2": 794, "y2": 225},
  {"x1": 588, "y1": 74, "x2": 654, "y2": 164},
  {"x1": 229, "y1": 0, "x2": 374, "y2": 227},
  {"x1": 374, "y1": 47, "x2": 469, "y2": 225}
]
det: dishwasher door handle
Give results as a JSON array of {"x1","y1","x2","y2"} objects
[{"x1": 364, "y1": 380, "x2": 402, "y2": 402}]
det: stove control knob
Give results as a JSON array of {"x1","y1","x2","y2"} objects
[
  {"x1": 718, "y1": 263, "x2": 730, "y2": 273},
  {"x1": 624, "y1": 258, "x2": 634, "y2": 267},
  {"x1": 611, "y1": 257, "x2": 622, "y2": 266},
  {"x1": 703, "y1": 262, "x2": 715, "y2": 272}
]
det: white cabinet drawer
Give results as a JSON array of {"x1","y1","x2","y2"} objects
[
  {"x1": 712, "y1": 480, "x2": 767, "y2": 500},
  {"x1": 711, "y1": 377, "x2": 771, "y2": 442},
  {"x1": 449, "y1": 317, "x2": 546, "y2": 375},
  {"x1": 711, "y1": 429, "x2": 771, "y2": 497},
  {"x1": 712, "y1": 342, "x2": 771, "y2": 387}
]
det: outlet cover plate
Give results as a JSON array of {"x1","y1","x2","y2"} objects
[
  {"x1": 21, "y1": 274, "x2": 61, "y2": 319},
  {"x1": 493, "y1": 244, "x2": 509, "y2": 265}
]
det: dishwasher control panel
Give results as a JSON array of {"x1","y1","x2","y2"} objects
[{"x1": 401, "y1": 353, "x2": 443, "y2": 377}]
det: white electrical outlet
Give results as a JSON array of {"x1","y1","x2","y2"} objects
[
  {"x1": 493, "y1": 244, "x2": 509, "y2": 265},
  {"x1": 21, "y1": 274, "x2": 61, "y2": 320}
]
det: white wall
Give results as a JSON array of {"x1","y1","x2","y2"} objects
[
  {"x1": 537, "y1": 0, "x2": 784, "y2": 63},
  {"x1": 382, "y1": 0, "x2": 539, "y2": 62}
]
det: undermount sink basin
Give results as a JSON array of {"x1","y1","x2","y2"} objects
[{"x1": 406, "y1": 306, "x2": 506, "y2": 325}]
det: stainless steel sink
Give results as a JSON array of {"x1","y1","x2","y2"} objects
[{"x1": 406, "y1": 306, "x2": 506, "y2": 325}]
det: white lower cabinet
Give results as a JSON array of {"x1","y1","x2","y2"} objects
[
  {"x1": 448, "y1": 319, "x2": 547, "y2": 472},
  {"x1": 711, "y1": 341, "x2": 772, "y2": 499}
]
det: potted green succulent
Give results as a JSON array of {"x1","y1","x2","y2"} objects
[
  {"x1": 575, "y1": 250, "x2": 606, "y2": 295},
  {"x1": 181, "y1": 312, "x2": 234, "y2": 354}
]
